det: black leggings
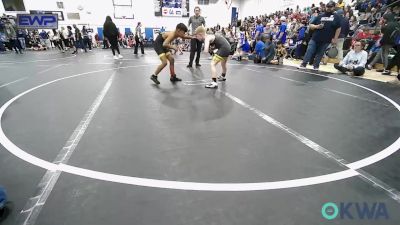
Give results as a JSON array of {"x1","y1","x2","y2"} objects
[
  {"x1": 62, "y1": 39, "x2": 69, "y2": 48},
  {"x1": 334, "y1": 63, "x2": 365, "y2": 76},
  {"x1": 83, "y1": 37, "x2": 92, "y2": 50},
  {"x1": 134, "y1": 36, "x2": 144, "y2": 54},
  {"x1": 109, "y1": 37, "x2": 120, "y2": 55},
  {"x1": 189, "y1": 39, "x2": 202, "y2": 65},
  {"x1": 55, "y1": 39, "x2": 64, "y2": 50}
]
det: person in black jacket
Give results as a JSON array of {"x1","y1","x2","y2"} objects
[
  {"x1": 298, "y1": 1, "x2": 341, "y2": 71},
  {"x1": 380, "y1": 13, "x2": 400, "y2": 75},
  {"x1": 103, "y1": 16, "x2": 123, "y2": 59}
]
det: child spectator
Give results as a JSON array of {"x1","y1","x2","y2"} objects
[
  {"x1": 334, "y1": 41, "x2": 368, "y2": 76},
  {"x1": 272, "y1": 41, "x2": 287, "y2": 65}
]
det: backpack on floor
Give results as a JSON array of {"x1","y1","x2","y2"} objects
[{"x1": 326, "y1": 45, "x2": 338, "y2": 58}]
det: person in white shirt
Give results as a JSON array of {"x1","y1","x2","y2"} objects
[
  {"x1": 61, "y1": 27, "x2": 70, "y2": 50},
  {"x1": 334, "y1": 41, "x2": 368, "y2": 76}
]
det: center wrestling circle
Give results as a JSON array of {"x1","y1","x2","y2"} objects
[{"x1": 0, "y1": 63, "x2": 399, "y2": 191}]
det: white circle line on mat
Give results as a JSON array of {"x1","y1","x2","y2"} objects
[
  {"x1": 0, "y1": 54, "x2": 77, "y2": 65},
  {"x1": 0, "y1": 63, "x2": 399, "y2": 191}
]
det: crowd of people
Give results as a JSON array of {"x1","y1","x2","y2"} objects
[
  {"x1": 0, "y1": 16, "x2": 99, "y2": 53},
  {"x1": 0, "y1": 16, "x2": 147, "y2": 56},
  {"x1": 1, "y1": 0, "x2": 399, "y2": 83},
  {"x1": 202, "y1": 0, "x2": 400, "y2": 82}
]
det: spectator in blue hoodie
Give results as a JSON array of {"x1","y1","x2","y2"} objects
[
  {"x1": 0, "y1": 186, "x2": 9, "y2": 222},
  {"x1": 277, "y1": 16, "x2": 288, "y2": 44},
  {"x1": 254, "y1": 35, "x2": 266, "y2": 63},
  {"x1": 295, "y1": 21, "x2": 308, "y2": 59}
]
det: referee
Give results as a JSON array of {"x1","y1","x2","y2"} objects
[{"x1": 187, "y1": 6, "x2": 206, "y2": 68}]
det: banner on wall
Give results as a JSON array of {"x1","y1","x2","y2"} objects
[
  {"x1": 231, "y1": 7, "x2": 238, "y2": 26},
  {"x1": 154, "y1": 0, "x2": 189, "y2": 17},
  {"x1": 282, "y1": 0, "x2": 295, "y2": 9},
  {"x1": 29, "y1": 10, "x2": 65, "y2": 21},
  {"x1": 17, "y1": 14, "x2": 58, "y2": 29}
]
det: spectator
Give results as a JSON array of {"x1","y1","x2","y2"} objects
[
  {"x1": 295, "y1": 20, "x2": 308, "y2": 59},
  {"x1": 272, "y1": 41, "x2": 287, "y2": 65},
  {"x1": 233, "y1": 26, "x2": 246, "y2": 61},
  {"x1": 48, "y1": 31, "x2": 55, "y2": 48},
  {"x1": 16, "y1": 29, "x2": 26, "y2": 50},
  {"x1": 366, "y1": 38, "x2": 382, "y2": 69},
  {"x1": 382, "y1": 45, "x2": 400, "y2": 76},
  {"x1": 134, "y1": 22, "x2": 145, "y2": 55},
  {"x1": 355, "y1": 27, "x2": 371, "y2": 40},
  {"x1": 334, "y1": 41, "x2": 368, "y2": 76},
  {"x1": 380, "y1": 13, "x2": 400, "y2": 75},
  {"x1": 337, "y1": 9, "x2": 350, "y2": 60},
  {"x1": 320, "y1": 2, "x2": 326, "y2": 13},
  {"x1": 39, "y1": 29, "x2": 48, "y2": 47},
  {"x1": 337, "y1": 0, "x2": 345, "y2": 10},
  {"x1": 255, "y1": 19, "x2": 264, "y2": 40},
  {"x1": 52, "y1": 29, "x2": 65, "y2": 53},
  {"x1": 277, "y1": 16, "x2": 288, "y2": 44},
  {"x1": 4, "y1": 20, "x2": 22, "y2": 54},
  {"x1": 103, "y1": 16, "x2": 123, "y2": 59},
  {"x1": 368, "y1": 8, "x2": 378, "y2": 27},
  {"x1": 61, "y1": 27, "x2": 70, "y2": 49},
  {"x1": 298, "y1": 1, "x2": 341, "y2": 71},
  {"x1": 82, "y1": 26, "x2": 92, "y2": 51},
  {"x1": 73, "y1": 24, "x2": 86, "y2": 53},
  {"x1": 254, "y1": 35, "x2": 266, "y2": 63},
  {"x1": 264, "y1": 35, "x2": 276, "y2": 64},
  {"x1": 310, "y1": 9, "x2": 320, "y2": 23},
  {"x1": 67, "y1": 26, "x2": 75, "y2": 51},
  {"x1": 349, "y1": 16, "x2": 358, "y2": 36},
  {"x1": 0, "y1": 186, "x2": 8, "y2": 222}
]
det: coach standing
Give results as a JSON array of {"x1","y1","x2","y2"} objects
[
  {"x1": 298, "y1": 1, "x2": 341, "y2": 71},
  {"x1": 187, "y1": 6, "x2": 206, "y2": 68}
]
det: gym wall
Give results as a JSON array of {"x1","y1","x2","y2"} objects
[{"x1": 0, "y1": 0, "x2": 241, "y2": 31}]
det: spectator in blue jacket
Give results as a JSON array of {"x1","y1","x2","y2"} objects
[
  {"x1": 277, "y1": 16, "x2": 288, "y2": 44},
  {"x1": 295, "y1": 21, "x2": 308, "y2": 59},
  {"x1": 254, "y1": 35, "x2": 266, "y2": 59},
  {"x1": 0, "y1": 186, "x2": 9, "y2": 221}
]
